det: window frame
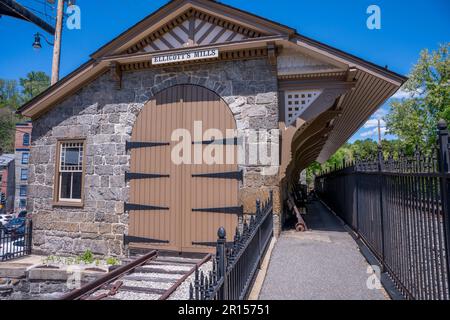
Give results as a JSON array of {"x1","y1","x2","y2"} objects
[
  {"x1": 19, "y1": 199, "x2": 26, "y2": 208},
  {"x1": 20, "y1": 168, "x2": 28, "y2": 180},
  {"x1": 23, "y1": 133, "x2": 30, "y2": 146},
  {"x1": 22, "y1": 152, "x2": 29, "y2": 164},
  {"x1": 19, "y1": 185, "x2": 27, "y2": 197},
  {"x1": 53, "y1": 139, "x2": 86, "y2": 208}
]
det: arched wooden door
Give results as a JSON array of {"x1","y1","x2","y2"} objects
[{"x1": 127, "y1": 85, "x2": 239, "y2": 253}]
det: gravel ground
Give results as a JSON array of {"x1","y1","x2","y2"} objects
[
  {"x1": 114, "y1": 291, "x2": 160, "y2": 300},
  {"x1": 168, "y1": 261, "x2": 213, "y2": 300},
  {"x1": 149, "y1": 264, "x2": 192, "y2": 271},
  {"x1": 122, "y1": 279, "x2": 174, "y2": 290},
  {"x1": 259, "y1": 200, "x2": 388, "y2": 300},
  {"x1": 140, "y1": 264, "x2": 191, "y2": 272},
  {"x1": 131, "y1": 272, "x2": 181, "y2": 280}
]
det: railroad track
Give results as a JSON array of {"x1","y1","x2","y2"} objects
[{"x1": 61, "y1": 251, "x2": 211, "y2": 300}]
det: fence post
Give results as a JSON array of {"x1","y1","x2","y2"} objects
[
  {"x1": 378, "y1": 145, "x2": 386, "y2": 272},
  {"x1": 437, "y1": 120, "x2": 450, "y2": 298},
  {"x1": 216, "y1": 227, "x2": 228, "y2": 300},
  {"x1": 354, "y1": 164, "x2": 360, "y2": 238},
  {"x1": 256, "y1": 199, "x2": 262, "y2": 269},
  {"x1": 26, "y1": 218, "x2": 33, "y2": 255}
]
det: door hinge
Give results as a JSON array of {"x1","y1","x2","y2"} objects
[
  {"x1": 192, "y1": 206, "x2": 243, "y2": 215},
  {"x1": 192, "y1": 170, "x2": 243, "y2": 181},
  {"x1": 126, "y1": 141, "x2": 170, "y2": 151},
  {"x1": 124, "y1": 203, "x2": 169, "y2": 211},
  {"x1": 125, "y1": 172, "x2": 170, "y2": 181},
  {"x1": 124, "y1": 235, "x2": 170, "y2": 245}
]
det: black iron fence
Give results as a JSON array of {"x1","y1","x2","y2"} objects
[
  {"x1": 315, "y1": 122, "x2": 450, "y2": 300},
  {"x1": 189, "y1": 191, "x2": 274, "y2": 300},
  {"x1": 0, "y1": 218, "x2": 32, "y2": 262}
]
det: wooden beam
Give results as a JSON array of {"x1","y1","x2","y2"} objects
[
  {"x1": 110, "y1": 62, "x2": 122, "y2": 90},
  {"x1": 267, "y1": 42, "x2": 277, "y2": 66}
]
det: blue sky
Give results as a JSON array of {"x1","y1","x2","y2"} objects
[{"x1": 1, "y1": 0, "x2": 449, "y2": 142}]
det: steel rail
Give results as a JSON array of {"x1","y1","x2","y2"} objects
[
  {"x1": 158, "y1": 253, "x2": 212, "y2": 300},
  {"x1": 60, "y1": 250, "x2": 158, "y2": 300}
]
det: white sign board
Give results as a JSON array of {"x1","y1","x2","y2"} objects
[{"x1": 151, "y1": 48, "x2": 219, "y2": 65}]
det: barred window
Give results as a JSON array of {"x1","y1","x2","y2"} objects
[{"x1": 57, "y1": 141, "x2": 84, "y2": 203}]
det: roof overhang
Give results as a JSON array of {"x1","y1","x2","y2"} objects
[{"x1": 19, "y1": 36, "x2": 289, "y2": 119}]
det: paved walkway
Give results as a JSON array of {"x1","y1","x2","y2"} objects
[{"x1": 259, "y1": 200, "x2": 388, "y2": 300}]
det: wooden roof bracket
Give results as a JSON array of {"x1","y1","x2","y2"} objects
[
  {"x1": 267, "y1": 42, "x2": 277, "y2": 67},
  {"x1": 346, "y1": 67, "x2": 358, "y2": 82},
  {"x1": 110, "y1": 61, "x2": 122, "y2": 90}
]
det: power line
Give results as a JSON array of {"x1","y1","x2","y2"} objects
[{"x1": 22, "y1": 4, "x2": 55, "y2": 20}]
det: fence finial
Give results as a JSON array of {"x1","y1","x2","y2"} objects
[
  {"x1": 438, "y1": 119, "x2": 447, "y2": 130},
  {"x1": 218, "y1": 227, "x2": 226, "y2": 239}
]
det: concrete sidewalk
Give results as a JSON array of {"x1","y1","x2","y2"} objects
[{"x1": 259, "y1": 200, "x2": 388, "y2": 300}]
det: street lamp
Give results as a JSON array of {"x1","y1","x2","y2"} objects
[
  {"x1": 31, "y1": 0, "x2": 65, "y2": 85},
  {"x1": 32, "y1": 32, "x2": 54, "y2": 50}
]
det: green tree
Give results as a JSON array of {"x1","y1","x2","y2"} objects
[
  {"x1": 386, "y1": 43, "x2": 450, "y2": 153},
  {"x1": 0, "y1": 79, "x2": 21, "y2": 110},
  {"x1": 350, "y1": 139, "x2": 378, "y2": 160},
  {"x1": 0, "y1": 79, "x2": 21, "y2": 153},
  {"x1": 0, "y1": 72, "x2": 50, "y2": 153},
  {"x1": 19, "y1": 71, "x2": 50, "y2": 103}
]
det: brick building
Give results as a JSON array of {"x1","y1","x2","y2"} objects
[
  {"x1": 0, "y1": 154, "x2": 15, "y2": 213},
  {"x1": 14, "y1": 121, "x2": 32, "y2": 211}
]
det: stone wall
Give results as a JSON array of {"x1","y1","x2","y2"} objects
[{"x1": 29, "y1": 58, "x2": 281, "y2": 257}]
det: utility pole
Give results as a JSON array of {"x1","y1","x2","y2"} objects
[
  {"x1": 51, "y1": 0, "x2": 64, "y2": 85},
  {"x1": 377, "y1": 118, "x2": 382, "y2": 145}
]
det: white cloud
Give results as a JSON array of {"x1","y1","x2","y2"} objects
[
  {"x1": 391, "y1": 88, "x2": 411, "y2": 100},
  {"x1": 360, "y1": 127, "x2": 387, "y2": 138},
  {"x1": 373, "y1": 108, "x2": 388, "y2": 119},
  {"x1": 363, "y1": 119, "x2": 386, "y2": 129}
]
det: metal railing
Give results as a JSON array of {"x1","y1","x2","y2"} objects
[
  {"x1": 0, "y1": 219, "x2": 32, "y2": 262},
  {"x1": 315, "y1": 122, "x2": 450, "y2": 300},
  {"x1": 189, "y1": 191, "x2": 274, "y2": 300}
]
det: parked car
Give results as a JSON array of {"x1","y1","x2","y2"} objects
[
  {"x1": 4, "y1": 217, "x2": 25, "y2": 235},
  {"x1": 0, "y1": 214, "x2": 13, "y2": 227}
]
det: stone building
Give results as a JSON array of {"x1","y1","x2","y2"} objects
[
  {"x1": 18, "y1": 0, "x2": 406, "y2": 257},
  {"x1": 14, "y1": 121, "x2": 32, "y2": 212}
]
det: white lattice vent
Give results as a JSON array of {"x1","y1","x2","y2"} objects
[{"x1": 285, "y1": 90, "x2": 322, "y2": 126}]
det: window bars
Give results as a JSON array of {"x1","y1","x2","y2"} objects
[{"x1": 60, "y1": 142, "x2": 83, "y2": 172}]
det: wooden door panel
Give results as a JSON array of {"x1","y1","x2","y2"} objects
[
  {"x1": 181, "y1": 85, "x2": 239, "y2": 253},
  {"x1": 128, "y1": 85, "x2": 238, "y2": 253},
  {"x1": 128, "y1": 85, "x2": 183, "y2": 251}
]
